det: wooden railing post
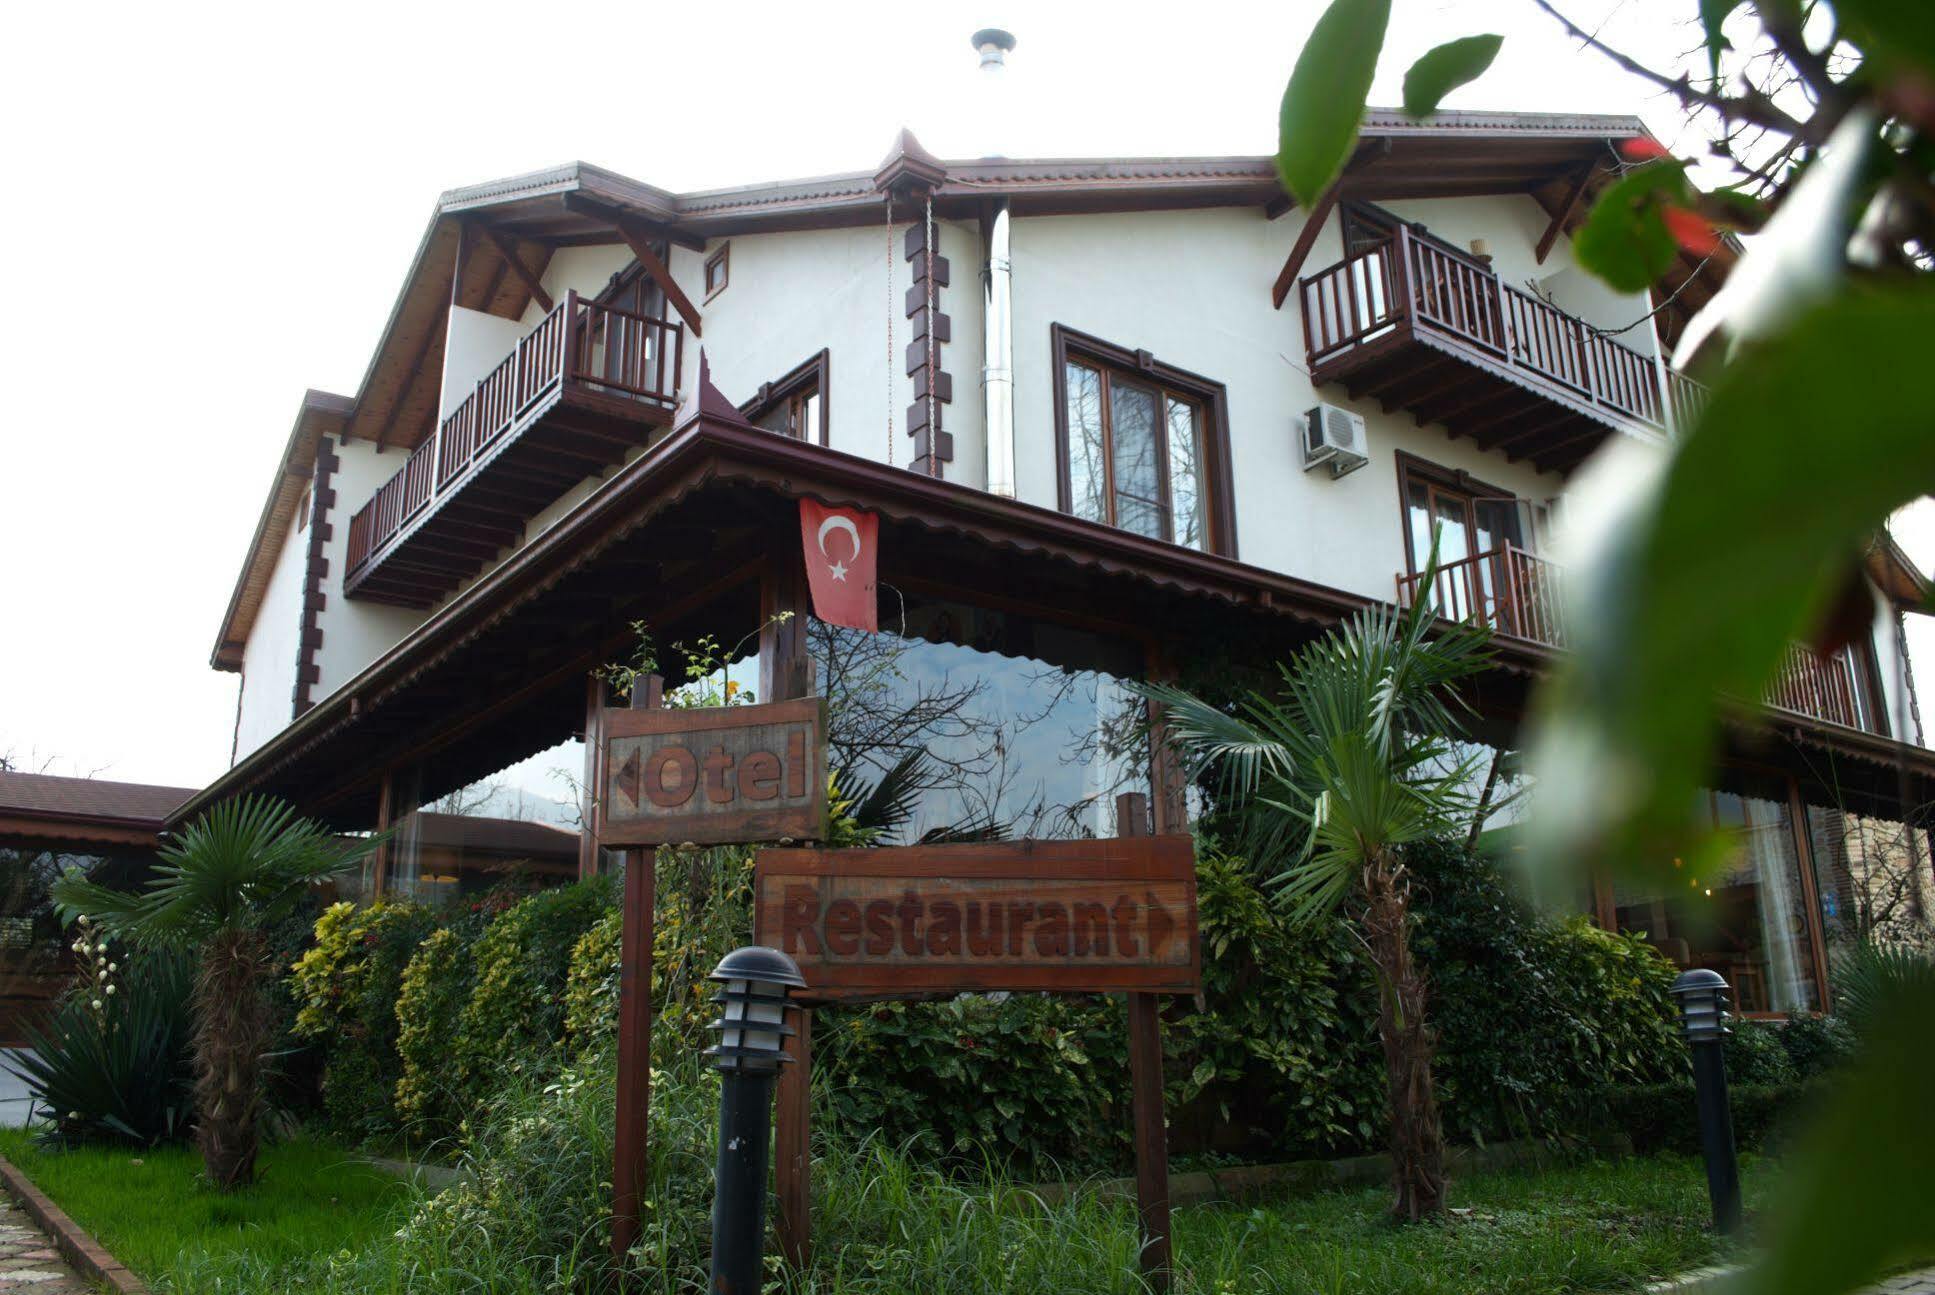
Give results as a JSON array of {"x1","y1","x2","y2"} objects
[
  {"x1": 562, "y1": 290, "x2": 581, "y2": 385},
  {"x1": 1394, "y1": 224, "x2": 1416, "y2": 324}
]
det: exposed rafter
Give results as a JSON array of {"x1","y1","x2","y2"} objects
[
  {"x1": 479, "y1": 225, "x2": 555, "y2": 314},
  {"x1": 1271, "y1": 185, "x2": 1343, "y2": 309},
  {"x1": 1536, "y1": 164, "x2": 1598, "y2": 264}
]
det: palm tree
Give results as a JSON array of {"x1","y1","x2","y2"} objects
[
  {"x1": 52, "y1": 796, "x2": 375, "y2": 1189},
  {"x1": 1138, "y1": 572, "x2": 1491, "y2": 1220}
]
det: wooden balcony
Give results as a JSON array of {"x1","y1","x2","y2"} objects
[
  {"x1": 345, "y1": 293, "x2": 684, "y2": 606},
  {"x1": 1300, "y1": 226, "x2": 1708, "y2": 473},
  {"x1": 1397, "y1": 545, "x2": 1882, "y2": 733}
]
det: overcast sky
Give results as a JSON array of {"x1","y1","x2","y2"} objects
[{"x1": 1, "y1": 0, "x2": 1927, "y2": 788}]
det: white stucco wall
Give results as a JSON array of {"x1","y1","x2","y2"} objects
[
  {"x1": 312, "y1": 436, "x2": 429, "y2": 698},
  {"x1": 1009, "y1": 204, "x2": 1575, "y2": 604},
  {"x1": 440, "y1": 307, "x2": 528, "y2": 423},
  {"x1": 233, "y1": 509, "x2": 308, "y2": 761}
]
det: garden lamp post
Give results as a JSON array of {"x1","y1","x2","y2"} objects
[
  {"x1": 1670, "y1": 968, "x2": 1741, "y2": 1235},
  {"x1": 704, "y1": 945, "x2": 805, "y2": 1295}
]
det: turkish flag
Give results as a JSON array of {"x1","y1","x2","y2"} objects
[{"x1": 799, "y1": 500, "x2": 878, "y2": 632}]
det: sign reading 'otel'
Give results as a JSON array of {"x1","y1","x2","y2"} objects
[
  {"x1": 753, "y1": 836, "x2": 1200, "y2": 999},
  {"x1": 601, "y1": 697, "x2": 826, "y2": 846}
]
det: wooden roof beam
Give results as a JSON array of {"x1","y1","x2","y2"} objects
[
  {"x1": 1271, "y1": 185, "x2": 1342, "y2": 309},
  {"x1": 591, "y1": 212, "x2": 704, "y2": 340},
  {"x1": 478, "y1": 225, "x2": 555, "y2": 314},
  {"x1": 1536, "y1": 164, "x2": 1597, "y2": 265}
]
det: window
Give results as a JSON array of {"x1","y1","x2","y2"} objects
[
  {"x1": 1051, "y1": 326, "x2": 1233, "y2": 555},
  {"x1": 741, "y1": 351, "x2": 828, "y2": 445},
  {"x1": 1610, "y1": 786, "x2": 1824, "y2": 1014},
  {"x1": 296, "y1": 489, "x2": 311, "y2": 532},
  {"x1": 1398, "y1": 455, "x2": 1525, "y2": 627},
  {"x1": 704, "y1": 244, "x2": 729, "y2": 300}
]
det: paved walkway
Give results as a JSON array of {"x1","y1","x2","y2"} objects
[
  {"x1": 0, "y1": 1199, "x2": 88, "y2": 1291},
  {"x1": 1866, "y1": 1271, "x2": 1935, "y2": 1294}
]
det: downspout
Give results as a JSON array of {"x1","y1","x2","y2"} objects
[{"x1": 982, "y1": 201, "x2": 1016, "y2": 498}]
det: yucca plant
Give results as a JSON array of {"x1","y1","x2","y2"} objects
[
  {"x1": 1136, "y1": 554, "x2": 1491, "y2": 1220},
  {"x1": 1832, "y1": 939, "x2": 1935, "y2": 1040},
  {"x1": 7, "y1": 944, "x2": 195, "y2": 1145},
  {"x1": 52, "y1": 795, "x2": 376, "y2": 1189}
]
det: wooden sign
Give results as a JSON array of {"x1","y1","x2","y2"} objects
[
  {"x1": 752, "y1": 836, "x2": 1199, "y2": 999},
  {"x1": 600, "y1": 696, "x2": 826, "y2": 846}
]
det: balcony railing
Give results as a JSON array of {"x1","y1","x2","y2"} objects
[
  {"x1": 346, "y1": 292, "x2": 683, "y2": 582},
  {"x1": 1300, "y1": 225, "x2": 1708, "y2": 445},
  {"x1": 1397, "y1": 544, "x2": 1880, "y2": 733}
]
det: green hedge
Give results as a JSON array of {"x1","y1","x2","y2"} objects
[
  {"x1": 1588, "y1": 1079, "x2": 1829, "y2": 1155},
  {"x1": 288, "y1": 838, "x2": 1747, "y2": 1170}
]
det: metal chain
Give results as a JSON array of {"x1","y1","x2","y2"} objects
[
  {"x1": 924, "y1": 192, "x2": 937, "y2": 478},
  {"x1": 884, "y1": 197, "x2": 895, "y2": 467}
]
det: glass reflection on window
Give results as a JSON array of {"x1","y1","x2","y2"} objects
[
  {"x1": 1611, "y1": 791, "x2": 1820, "y2": 1013},
  {"x1": 813, "y1": 596, "x2": 1150, "y2": 845}
]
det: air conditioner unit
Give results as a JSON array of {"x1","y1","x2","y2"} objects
[{"x1": 1302, "y1": 403, "x2": 1369, "y2": 478}]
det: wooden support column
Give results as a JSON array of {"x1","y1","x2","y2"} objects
[
  {"x1": 370, "y1": 768, "x2": 397, "y2": 897},
  {"x1": 611, "y1": 676, "x2": 663, "y2": 1271},
  {"x1": 761, "y1": 535, "x2": 816, "y2": 1272},
  {"x1": 1785, "y1": 774, "x2": 1835, "y2": 1014},
  {"x1": 1116, "y1": 788, "x2": 1172, "y2": 1291},
  {"x1": 579, "y1": 674, "x2": 607, "y2": 880}
]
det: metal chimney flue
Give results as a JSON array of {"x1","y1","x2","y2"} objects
[{"x1": 972, "y1": 27, "x2": 1016, "y2": 71}]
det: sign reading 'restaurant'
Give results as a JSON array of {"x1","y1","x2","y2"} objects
[
  {"x1": 600, "y1": 697, "x2": 826, "y2": 847},
  {"x1": 752, "y1": 836, "x2": 1199, "y2": 998}
]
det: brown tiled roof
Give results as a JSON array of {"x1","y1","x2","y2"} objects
[
  {"x1": 411, "y1": 812, "x2": 580, "y2": 858},
  {"x1": 0, "y1": 772, "x2": 195, "y2": 827}
]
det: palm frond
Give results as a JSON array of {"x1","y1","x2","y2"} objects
[{"x1": 52, "y1": 795, "x2": 375, "y2": 949}]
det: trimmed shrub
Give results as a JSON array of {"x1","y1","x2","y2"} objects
[
  {"x1": 1413, "y1": 838, "x2": 1682, "y2": 1142},
  {"x1": 1592, "y1": 1078, "x2": 1828, "y2": 1155},
  {"x1": 290, "y1": 899, "x2": 441, "y2": 1142},
  {"x1": 1773, "y1": 1013, "x2": 1854, "y2": 1080},
  {"x1": 394, "y1": 926, "x2": 480, "y2": 1139},
  {"x1": 454, "y1": 879, "x2": 614, "y2": 1095},
  {"x1": 1723, "y1": 1016, "x2": 1799, "y2": 1087},
  {"x1": 564, "y1": 909, "x2": 623, "y2": 1053}
]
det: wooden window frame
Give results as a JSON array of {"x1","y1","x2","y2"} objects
[
  {"x1": 704, "y1": 243, "x2": 730, "y2": 302},
  {"x1": 1394, "y1": 451, "x2": 1521, "y2": 577},
  {"x1": 741, "y1": 350, "x2": 830, "y2": 447},
  {"x1": 1049, "y1": 324, "x2": 1238, "y2": 559}
]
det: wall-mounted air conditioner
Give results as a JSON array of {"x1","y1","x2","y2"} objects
[{"x1": 1302, "y1": 403, "x2": 1369, "y2": 478}]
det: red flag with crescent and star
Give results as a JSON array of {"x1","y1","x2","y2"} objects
[{"x1": 799, "y1": 500, "x2": 878, "y2": 632}]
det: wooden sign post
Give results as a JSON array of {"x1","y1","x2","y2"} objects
[
  {"x1": 605, "y1": 684, "x2": 827, "y2": 1269},
  {"x1": 753, "y1": 824, "x2": 1199, "y2": 1290}
]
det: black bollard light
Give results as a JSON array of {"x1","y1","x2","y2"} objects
[
  {"x1": 704, "y1": 946, "x2": 805, "y2": 1295},
  {"x1": 1670, "y1": 968, "x2": 1742, "y2": 1235}
]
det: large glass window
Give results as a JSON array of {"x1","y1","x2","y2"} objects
[
  {"x1": 1804, "y1": 806, "x2": 1933, "y2": 949},
  {"x1": 1611, "y1": 789, "x2": 1822, "y2": 1014},
  {"x1": 813, "y1": 592, "x2": 1150, "y2": 844},
  {"x1": 387, "y1": 736, "x2": 590, "y2": 906}
]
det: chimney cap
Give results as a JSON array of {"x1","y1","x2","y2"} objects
[{"x1": 971, "y1": 27, "x2": 1017, "y2": 54}]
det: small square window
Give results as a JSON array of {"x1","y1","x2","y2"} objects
[{"x1": 704, "y1": 244, "x2": 730, "y2": 300}]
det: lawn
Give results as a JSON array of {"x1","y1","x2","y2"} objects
[
  {"x1": 0, "y1": 1129, "x2": 408, "y2": 1288},
  {"x1": 0, "y1": 1127, "x2": 1765, "y2": 1294}
]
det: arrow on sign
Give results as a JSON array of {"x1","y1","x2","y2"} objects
[{"x1": 613, "y1": 747, "x2": 643, "y2": 811}]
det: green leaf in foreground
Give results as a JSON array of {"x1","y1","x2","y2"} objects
[
  {"x1": 1525, "y1": 287, "x2": 1935, "y2": 890},
  {"x1": 1276, "y1": 0, "x2": 1392, "y2": 207},
  {"x1": 1697, "y1": 0, "x2": 1744, "y2": 79},
  {"x1": 1401, "y1": 34, "x2": 1503, "y2": 120},
  {"x1": 1736, "y1": 981, "x2": 1935, "y2": 1295},
  {"x1": 1573, "y1": 160, "x2": 1692, "y2": 292}
]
